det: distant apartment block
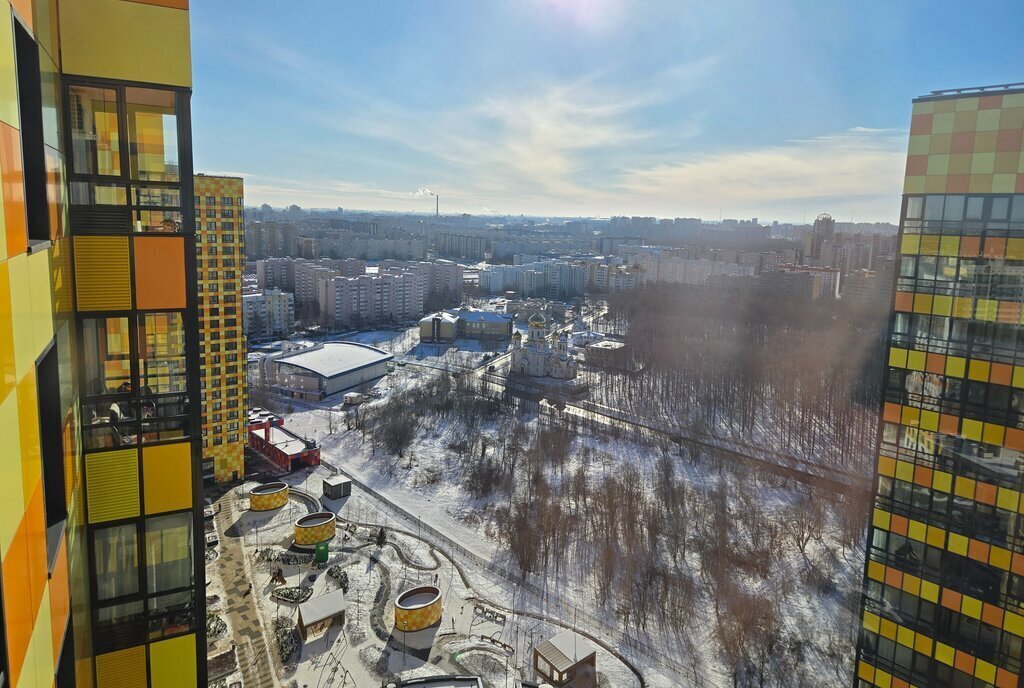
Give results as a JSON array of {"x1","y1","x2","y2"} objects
[
  {"x1": 761, "y1": 264, "x2": 841, "y2": 301},
  {"x1": 243, "y1": 289, "x2": 295, "y2": 340}
]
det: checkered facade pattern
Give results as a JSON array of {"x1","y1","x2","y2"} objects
[
  {"x1": 0, "y1": 1, "x2": 204, "y2": 686},
  {"x1": 856, "y1": 86, "x2": 1024, "y2": 688},
  {"x1": 194, "y1": 175, "x2": 246, "y2": 482}
]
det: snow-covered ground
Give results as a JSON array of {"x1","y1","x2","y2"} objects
[{"x1": 277, "y1": 368, "x2": 862, "y2": 687}]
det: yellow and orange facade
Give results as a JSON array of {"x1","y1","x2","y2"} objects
[
  {"x1": 0, "y1": 0, "x2": 203, "y2": 686},
  {"x1": 194, "y1": 174, "x2": 246, "y2": 482},
  {"x1": 856, "y1": 85, "x2": 1024, "y2": 688}
]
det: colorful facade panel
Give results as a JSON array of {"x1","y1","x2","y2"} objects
[{"x1": 856, "y1": 85, "x2": 1024, "y2": 688}]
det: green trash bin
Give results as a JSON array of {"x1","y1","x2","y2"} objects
[{"x1": 314, "y1": 541, "x2": 329, "y2": 564}]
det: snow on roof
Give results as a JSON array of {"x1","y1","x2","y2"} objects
[
  {"x1": 420, "y1": 311, "x2": 460, "y2": 325},
  {"x1": 588, "y1": 339, "x2": 624, "y2": 350},
  {"x1": 298, "y1": 588, "x2": 347, "y2": 626},
  {"x1": 323, "y1": 475, "x2": 351, "y2": 488},
  {"x1": 536, "y1": 630, "x2": 597, "y2": 672},
  {"x1": 275, "y1": 342, "x2": 393, "y2": 379},
  {"x1": 267, "y1": 426, "x2": 307, "y2": 456},
  {"x1": 457, "y1": 309, "x2": 510, "y2": 323}
]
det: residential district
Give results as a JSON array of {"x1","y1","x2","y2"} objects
[{"x1": 0, "y1": 2, "x2": 1020, "y2": 688}]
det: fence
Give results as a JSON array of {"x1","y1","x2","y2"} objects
[{"x1": 317, "y1": 465, "x2": 710, "y2": 687}]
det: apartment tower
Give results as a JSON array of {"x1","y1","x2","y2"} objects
[
  {"x1": 195, "y1": 174, "x2": 246, "y2": 482},
  {"x1": 856, "y1": 83, "x2": 1024, "y2": 688},
  {"x1": 0, "y1": 0, "x2": 204, "y2": 686}
]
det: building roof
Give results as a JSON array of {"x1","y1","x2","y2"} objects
[
  {"x1": 275, "y1": 342, "x2": 393, "y2": 379},
  {"x1": 528, "y1": 312, "x2": 546, "y2": 325},
  {"x1": 420, "y1": 311, "x2": 460, "y2": 325},
  {"x1": 588, "y1": 340, "x2": 624, "y2": 350},
  {"x1": 298, "y1": 588, "x2": 347, "y2": 627},
  {"x1": 457, "y1": 309, "x2": 510, "y2": 324},
  {"x1": 323, "y1": 475, "x2": 351, "y2": 488},
  {"x1": 536, "y1": 630, "x2": 597, "y2": 673},
  {"x1": 267, "y1": 426, "x2": 308, "y2": 457}
]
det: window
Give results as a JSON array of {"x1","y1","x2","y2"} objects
[
  {"x1": 126, "y1": 88, "x2": 178, "y2": 182},
  {"x1": 66, "y1": 80, "x2": 185, "y2": 233},
  {"x1": 69, "y1": 85, "x2": 121, "y2": 176},
  {"x1": 82, "y1": 317, "x2": 134, "y2": 449},
  {"x1": 148, "y1": 590, "x2": 194, "y2": 639},
  {"x1": 94, "y1": 601, "x2": 144, "y2": 654},
  {"x1": 137, "y1": 313, "x2": 187, "y2": 394},
  {"x1": 15, "y1": 22, "x2": 48, "y2": 242},
  {"x1": 37, "y1": 346, "x2": 67, "y2": 569},
  {"x1": 145, "y1": 513, "x2": 193, "y2": 594},
  {"x1": 93, "y1": 523, "x2": 140, "y2": 601}
]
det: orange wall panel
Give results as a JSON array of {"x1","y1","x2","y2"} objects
[
  {"x1": 49, "y1": 537, "x2": 70, "y2": 662},
  {"x1": 3, "y1": 509, "x2": 34, "y2": 686},
  {"x1": 1, "y1": 122, "x2": 26, "y2": 258},
  {"x1": 134, "y1": 236, "x2": 185, "y2": 309},
  {"x1": 10, "y1": 0, "x2": 33, "y2": 31}
]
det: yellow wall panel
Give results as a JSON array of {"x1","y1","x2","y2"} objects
[
  {"x1": 59, "y1": 0, "x2": 191, "y2": 87},
  {"x1": 29, "y1": 590, "x2": 55, "y2": 687},
  {"x1": 149, "y1": 633, "x2": 195, "y2": 688},
  {"x1": 85, "y1": 449, "x2": 139, "y2": 523},
  {"x1": 0, "y1": 3, "x2": 19, "y2": 130},
  {"x1": 27, "y1": 249, "x2": 53, "y2": 360},
  {"x1": 17, "y1": 373, "x2": 41, "y2": 506},
  {"x1": 95, "y1": 645, "x2": 146, "y2": 688},
  {"x1": 73, "y1": 236, "x2": 131, "y2": 311},
  {"x1": 8, "y1": 253, "x2": 37, "y2": 382},
  {"x1": 142, "y1": 442, "x2": 192, "y2": 514},
  {"x1": 0, "y1": 260, "x2": 14, "y2": 399},
  {"x1": 0, "y1": 389, "x2": 24, "y2": 552}
]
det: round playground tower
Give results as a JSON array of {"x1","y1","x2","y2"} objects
[
  {"x1": 248, "y1": 482, "x2": 289, "y2": 511},
  {"x1": 394, "y1": 585, "x2": 443, "y2": 632},
  {"x1": 293, "y1": 511, "x2": 336, "y2": 548}
]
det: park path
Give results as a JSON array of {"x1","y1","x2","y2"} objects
[{"x1": 213, "y1": 493, "x2": 280, "y2": 688}]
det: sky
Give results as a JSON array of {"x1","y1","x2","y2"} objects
[{"x1": 190, "y1": 0, "x2": 1024, "y2": 223}]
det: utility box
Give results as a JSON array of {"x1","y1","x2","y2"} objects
[
  {"x1": 314, "y1": 541, "x2": 329, "y2": 564},
  {"x1": 323, "y1": 475, "x2": 352, "y2": 500}
]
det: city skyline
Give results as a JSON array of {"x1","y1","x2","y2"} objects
[{"x1": 191, "y1": 0, "x2": 1023, "y2": 222}]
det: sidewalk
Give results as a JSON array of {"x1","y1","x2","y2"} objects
[{"x1": 212, "y1": 493, "x2": 280, "y2": 688}]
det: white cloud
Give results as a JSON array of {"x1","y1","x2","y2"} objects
[{"x1": 615, "y1": 128, "x2": 907, "y2": 221}]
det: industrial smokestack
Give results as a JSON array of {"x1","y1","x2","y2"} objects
[{"x1": 436, "y1": 195, "x2": 439, "y2": 217}]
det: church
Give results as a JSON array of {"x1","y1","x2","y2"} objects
[{"x1": 510, "y1": 313, "x2": 578, "y2": 380}]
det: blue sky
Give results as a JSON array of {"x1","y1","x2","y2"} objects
[{"x1": 190, "y1": 0, "x2": 1024, "y2": 222}]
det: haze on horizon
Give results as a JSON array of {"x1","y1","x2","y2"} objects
[{"x1": 190, "y1": 0, "x2": 1024, "y2": 223}]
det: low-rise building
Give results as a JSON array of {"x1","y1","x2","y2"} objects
[
  {"x1": 247, "y1": 408, "x2": 320, "y2": 471},
  {"x1": 264, "y1": 342, "x2": 393, "y2": 400},
  {"x1": 533, "y1": 630, "x2": 597, "y2": 688},
  {"x1": 419, "y1": 307, "x2": 513, "y2": 343}
]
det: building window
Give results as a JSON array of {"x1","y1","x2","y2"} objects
[
  {"x1": 15, "y1": 21, "x2": 48, "y2": 243},
  {"x1": 145, "y1": 513, "x2": 193, "y2": 594},
  {"x1": 148, "y1": 590, "x2": 194, "y2": 639},
  {"x1": 37, "y1": 345, "x2": 67, "y2": 569},
  {"x1": 66, "y1": 80, "x2": 186, "y2": 233},
  {"x1": 93, "y1": 523, "x2": 140, "y2": 601},
  {"x1": 69, "y1": 85, "x2": 121, "y2": 176}
]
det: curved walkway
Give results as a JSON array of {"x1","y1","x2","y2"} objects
[{"x1": 289, "y1": 486, "x2": 647, "y2": 688}]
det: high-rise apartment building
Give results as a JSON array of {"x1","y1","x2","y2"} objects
[
  {"x1": 856, "y1": 84, "x2": 1024, "y2": 688},
  {"x1": 0, "y1": 1, "x2": 204, "y2": 686},
  {"x1": 195, "y1": 174, "x2": 246, "y2": 483}
]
